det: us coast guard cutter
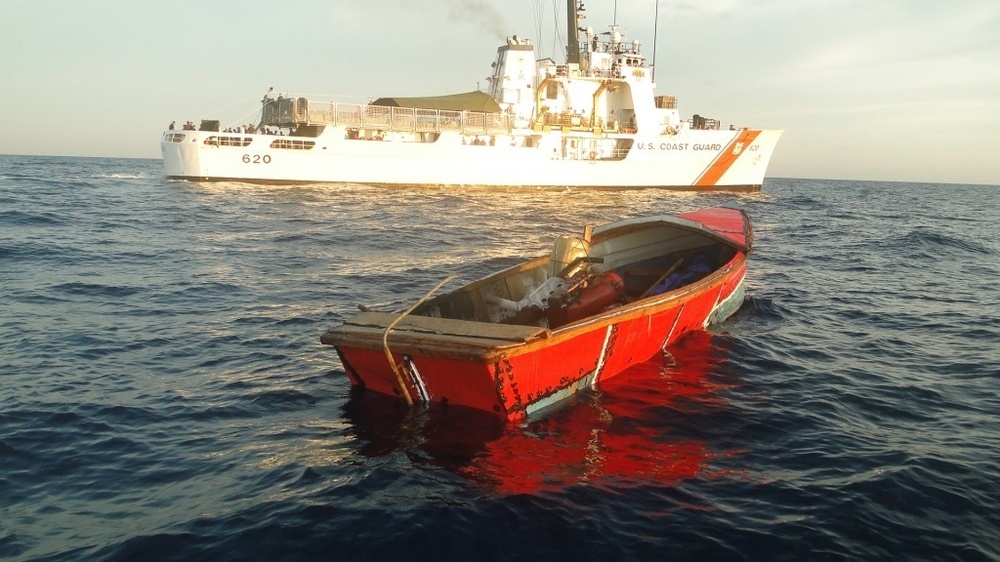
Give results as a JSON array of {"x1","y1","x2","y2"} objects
[{"x1": 162, "y1": 1, "x2": 782, "y2": 190}]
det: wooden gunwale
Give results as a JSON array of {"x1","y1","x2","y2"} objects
[{"x1": 320, "y1": 253, "x2": 745, "y2": 362}]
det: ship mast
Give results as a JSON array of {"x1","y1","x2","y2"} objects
[
  {"x1": 566, "y1": 0, "x2": 581, "y2": 64},
  {"x1": 652, "y1": 0, "x2": 659, "y2": 81}
]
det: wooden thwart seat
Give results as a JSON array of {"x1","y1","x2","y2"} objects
[
  {"x1": 347, "y1": 311, "x2": 547, "y2": 340},
  {"x1": 321, "y1": 311, "x2": 550, "y2": 358}
]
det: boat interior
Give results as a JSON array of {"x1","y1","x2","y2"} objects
[{"x1": 413, "y1": 221, "x2": 739, "y2": 329}]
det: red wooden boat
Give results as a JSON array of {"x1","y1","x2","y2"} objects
[{"x1": 321, "y1": 204, "x2": 752, "y2": 422}]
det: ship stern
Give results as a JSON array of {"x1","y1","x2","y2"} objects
[{"x1": 160, "y1": 130, "x2": 202, "y2": 179}]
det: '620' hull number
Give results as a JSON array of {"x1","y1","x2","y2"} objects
[{"x1": 242, "y1": 154, "x2": 271, "y2": 164}]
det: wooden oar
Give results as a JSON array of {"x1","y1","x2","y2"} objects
[{"x1": 638, "y1": 257, "x2": 685, "y2": 300}]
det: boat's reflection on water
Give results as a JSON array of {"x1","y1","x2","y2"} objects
[{"x1": 342, "y1": 331, "x2": 740, "y2": 494}]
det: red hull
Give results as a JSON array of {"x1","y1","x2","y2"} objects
[
  {"x1": 323, "y1": 207, "x2": 752, "y2": 421},
  {"x1": 343, "y1": 331, "x2": 733, "y2": 495},
  {"x1": 332, "y1": 260, "x2": 745, "y2": 421}
]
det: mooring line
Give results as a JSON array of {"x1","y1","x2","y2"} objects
[{"x1": 382, "y1": 275, "x2": 457, "y2": 406}]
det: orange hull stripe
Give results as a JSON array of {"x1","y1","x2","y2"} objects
[{"x1": 695, "y1": 129, "x2": 762, "y2": 186}]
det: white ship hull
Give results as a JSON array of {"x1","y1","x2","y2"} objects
[{"x1": 162, "y1": 126, "x2": 781, "y2": 190}]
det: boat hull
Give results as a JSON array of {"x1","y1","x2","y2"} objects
[
  {"x1": 325, "y1": 257, "x2": 747, "y2": 421},
  {"x1": 161, "y1": 127, "x2": 782, "y2": 190}
]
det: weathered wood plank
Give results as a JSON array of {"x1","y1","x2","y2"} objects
[
  {"x1": 340, "y1": 311, "x2": 548, "y2": 343},
  {"x1": 322, "y1": 327, "x2": 523, "y2": 359}
]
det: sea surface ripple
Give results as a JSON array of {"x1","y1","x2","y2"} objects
[{"x1": 1, "y1": 155, "x2": 998, "y2": 561}]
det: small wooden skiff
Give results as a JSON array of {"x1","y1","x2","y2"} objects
[{"x1": 321, "y1": 204, "x2": 752, "y2": 421}]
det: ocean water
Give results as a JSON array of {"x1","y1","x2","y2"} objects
[{"x1": 1, "y1": 154, "x2": 998, "y2": 561}]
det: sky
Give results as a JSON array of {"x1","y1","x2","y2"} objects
[{"x1": 1, "y1": 0, "x2": 998, "y2": 185}]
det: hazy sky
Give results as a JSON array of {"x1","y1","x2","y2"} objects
[{"x1": 2, "y1": 0, "x2": 998, "y2": 185}]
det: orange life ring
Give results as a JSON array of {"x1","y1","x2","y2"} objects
[{"x1": 589, "y1": 151, "x2": 597, "y2": 160}]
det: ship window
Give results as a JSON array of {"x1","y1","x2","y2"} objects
[
  {"x1": 204, "y1": 136, "x2": 252, "y2": 147},
  {"x1": 165, "y1": 133, "x2": 186, "y2": 143},
  {"x1": 270, "y1": 139, "x2": 316, "y2": 150}
]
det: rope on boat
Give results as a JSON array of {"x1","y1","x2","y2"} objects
[{"x1": 382, "y1": 275, "x2": 458, "y2": 406}]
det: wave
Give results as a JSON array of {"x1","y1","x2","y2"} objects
[
  {"x1": 0, "y1": 209, "x2": 65, "y2": 227},
  {"x1": 52, "y1": 282, "x2": 143, "y2": 298},
  {"x1": 99, "y1": 173, "x2": 147, "y2": 180},
  {"x1": 891, "y1": 228, "x2": 994, "y2": 257}
]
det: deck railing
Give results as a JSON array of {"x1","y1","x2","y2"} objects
[{"x1": 289, "y1": 100, "x2": 512, "y2": 135}]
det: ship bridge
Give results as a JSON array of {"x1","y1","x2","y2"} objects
[{"x1": 485, "y1": 2, "x2": 680, "y2": 137}]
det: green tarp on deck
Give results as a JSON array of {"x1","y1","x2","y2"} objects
[{"x1": 371, "y1": 90, "x2": 501, "y2": 113}]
